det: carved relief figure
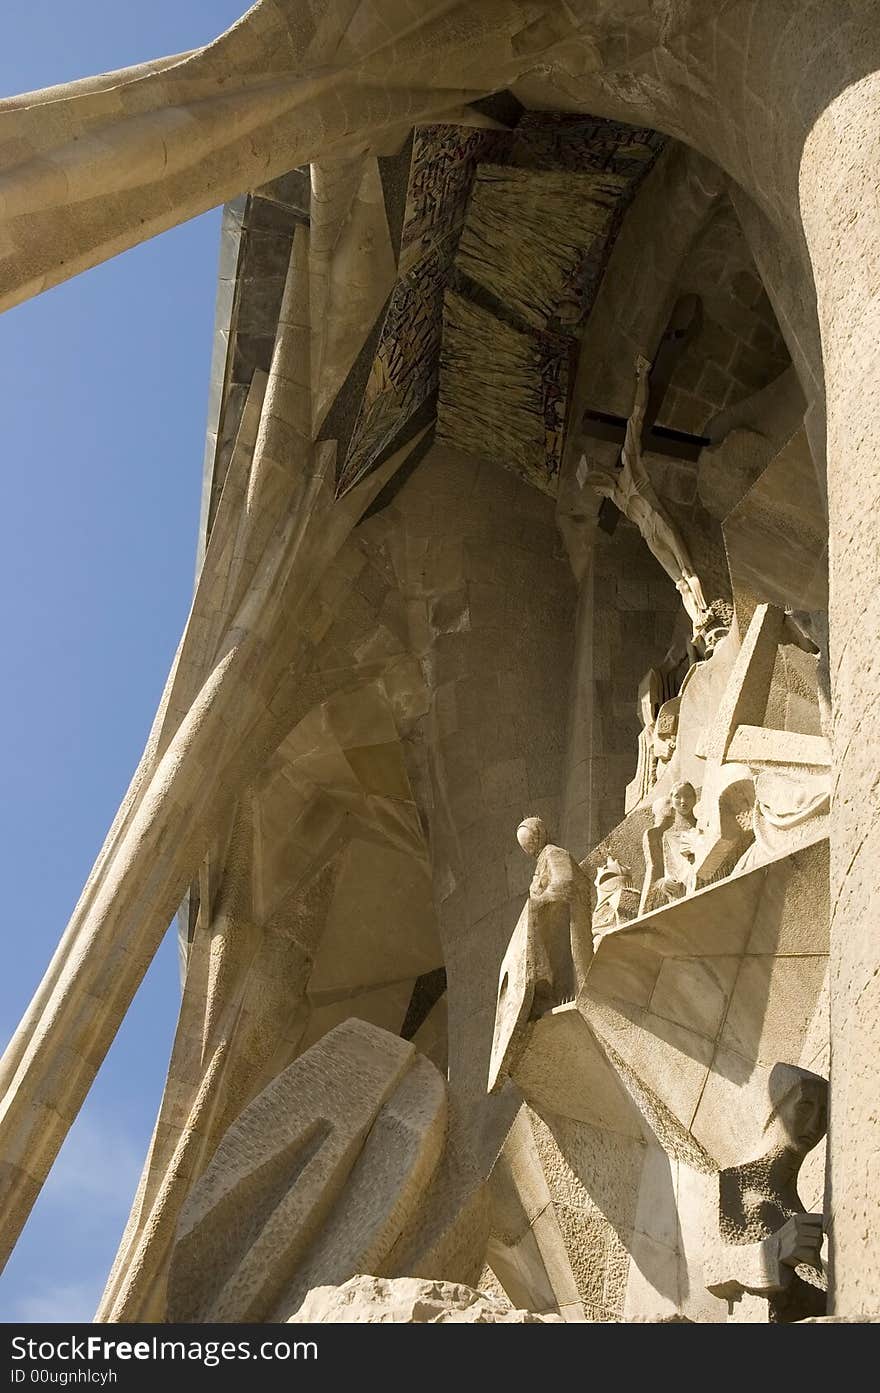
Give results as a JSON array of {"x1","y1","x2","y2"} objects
[
  {"x1": 704, "y1": 1064, "x2": 828, "y2": 1322},
  {"x1": 626, "y1": 664, "x2": 686, "y2": 813},
  {"x1": 591, "y1": 857, "x2": 639, "y2": 945},
  {"x1": 733, "y1": 771, "x2": 830, "y2": 873},
  {"x1": 685, "y1": 766, "x2": 757, "y2": 886},
  {"x1": 582, "y1": 355, "x2": 712, "y2": 640},
  {"x1": 625, "y1": 725, "x2": 658, "y2": 814},
  {"x1": 651, "y1": 697, "x2": 681, "y2": 771},
  {"x1": 515, "y1": 817, "x2": 593, "y2": 1009},
  {"x1": 625, "y1": 670, "x2": 664, "y2": 812},
  {"x1": 693, "y1": 598, "x2": 734, "y2": 658}
]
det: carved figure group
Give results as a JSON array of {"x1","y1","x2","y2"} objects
[{"x1": 591, "y1": 857, "x2": 639, "y2": 943}]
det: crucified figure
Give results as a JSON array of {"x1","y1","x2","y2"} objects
[{"x1": 582, "y1": 355, "x2": 711, "y2": 639}]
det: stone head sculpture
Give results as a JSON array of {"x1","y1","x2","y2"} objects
[
  {"x1": 517, "y1": 816, "x2": 548, "y2": 858},
  {"x1": 761, "y1": 1063, "x2": 828, "y2": 1161},
  {"x1": 670, "y1": 780, "x2": 697, "y2": 819}
]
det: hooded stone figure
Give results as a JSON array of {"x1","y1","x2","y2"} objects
[{"x1": 705, "y1": 1063, "x2": 828, "y2": 1322}]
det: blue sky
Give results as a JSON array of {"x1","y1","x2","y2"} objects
[{"x1": 0, "y1": 3, "x2": 247, "y2": 1321}]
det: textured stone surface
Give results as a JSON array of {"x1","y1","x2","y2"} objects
[
  {"x1": 290, "y1": 1275, "x2": 562, "y2": 1323},
  {"x1": 167, "y1": 1021, "x2": 448, "y2": 1322}
]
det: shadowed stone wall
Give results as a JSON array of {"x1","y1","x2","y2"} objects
[{"x1": 365, "y1": 444, "x2": 576, "y2": 1159}]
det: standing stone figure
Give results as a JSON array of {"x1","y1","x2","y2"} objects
[
  {"x1": 488, "y1": 819, "x2": 593, "y2": 1095},
  {"x1": 639, "y1": 781, "x2": 700, "y2": 914},
  {"x1": 659, "y1": 780, "x2": 699, "y2": 900},
  {"x1": 582, "y1": 354, "x2": 711, "y2": 639},
  {"x1": 625, "y1": 665, "x2": 686, "y2": 813},
  {"x1": 704, "y1": 1063, "x2": 828, "y2": 1322},
  {"x1": 516, "y1": 817, "x2": 593, "y2": 1011},
  {"x1": 639, "y1": 794, "x2": 675, "y2": 915}
]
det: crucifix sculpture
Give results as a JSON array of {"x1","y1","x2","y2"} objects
[
  {"x1": 579, "y1": 295, "x2": 709, "y2": 528},
  {"x1": 576, "y1": 295, "x2": 715, "y2": 643}
]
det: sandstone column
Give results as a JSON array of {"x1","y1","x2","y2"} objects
[{"x1": 798, "y1": 61, "x2": 880, "y2": 1314}]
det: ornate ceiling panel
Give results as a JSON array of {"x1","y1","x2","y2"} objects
[
  {"x1": 199, "y1": 107, "x2": 664, "y2": 516},
  {"x1": 334, "y1": 109, "x2": 664, "y2": 498}
]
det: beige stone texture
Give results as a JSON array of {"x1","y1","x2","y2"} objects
[
  {"x1": 167, "y1": 1020, "x2": 439, "y2": 1321},
  {"x1": 290, "y1": 1274, "x2": 562, "y2": 1323}
]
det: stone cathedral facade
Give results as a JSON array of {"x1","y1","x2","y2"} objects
[{"x1": 0, "y1": 2, "x2": 878, "y2": 1323}]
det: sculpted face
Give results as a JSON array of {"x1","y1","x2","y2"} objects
[
  {"x1": 670, "y1": 781, "x2": 696, "y2": 817},
  {"x1": 776, "y1": 1078, "x2": 828, "y2": 1156},
  {"x1": 517, "y1": 817, "x2": 547, "y2": 858}
]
